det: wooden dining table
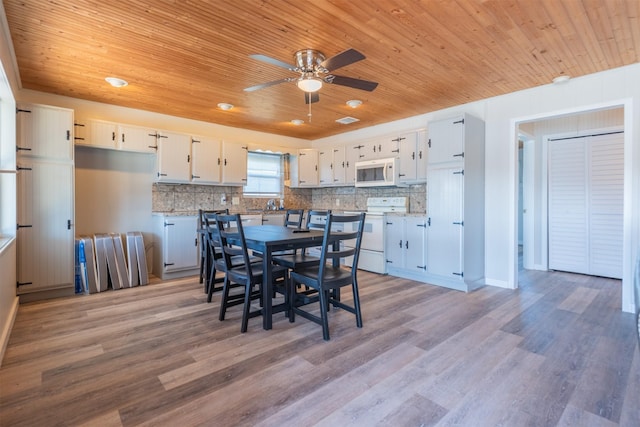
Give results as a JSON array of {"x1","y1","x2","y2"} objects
[{"x1": 235, "y1": 224, "x2": 326, "y2": 330}]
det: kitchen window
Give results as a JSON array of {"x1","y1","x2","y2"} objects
[{"x1": 243, "y1": 151, "x2": 283, "y2": 197}]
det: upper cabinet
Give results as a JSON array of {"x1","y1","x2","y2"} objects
[
  {"x1": 156, "y1": 131, "x2": 192, "y2": 183},
  {"x1": 17, "y1": 103, "x2": 74, "y2": 160},
  {"x1": 427, "y1": 115, "x2": 484, "y2": 165},
  {"x1": 220, "y1": 140, "x2": 248, "y2": 185},
  {"x1": 398, "y1": 130, "x2": 427, "y2": 184},
  {"x1": 289, "y1": 148, "x2": 318, "y2": 187},
  {"x1": 191, "y1": 136, "x2": 221, "y2": 184},
  {"x1": 119, "y1": 124, "x2": 159, "y2": 153}
]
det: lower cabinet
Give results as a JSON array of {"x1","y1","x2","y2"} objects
[
  {"x1": 385, "y1": 215, "x2": 428, "y2": 281},
  {"x1": 260, "y1": 213, "x2": 284, "y2": 226},
  {"x1": 152, "y1": 215, "x2": 199, "y2": 280}
]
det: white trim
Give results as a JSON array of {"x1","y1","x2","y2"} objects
[
  {"x1": 510, "y1": 98, "x2": 634, "y2": 313},
  {"x1": 0, "y1": 295, "x2": 18, "y2": 367}
]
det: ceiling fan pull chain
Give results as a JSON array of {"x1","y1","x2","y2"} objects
[{"x1": 308, "y1": 93, "x2": 312, "y2": 123}]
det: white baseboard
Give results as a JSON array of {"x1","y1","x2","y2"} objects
[{"x1": 0, "y1": 296, "x2": 19, "y2": 368}]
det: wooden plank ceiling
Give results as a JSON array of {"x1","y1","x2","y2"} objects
[{"x1": 3, "y1": 0, "x2": 639, "y2": 140}]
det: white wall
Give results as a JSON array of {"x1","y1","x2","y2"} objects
[{"x1": 315, "y1": 63, "x2": 640, "y2": 313}]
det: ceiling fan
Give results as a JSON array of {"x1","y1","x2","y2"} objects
[{"x1": 244, "y1": 48, "x2": 378, "y2": 104}]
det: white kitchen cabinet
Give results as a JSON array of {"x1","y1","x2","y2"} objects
[
  {"x1": 156, "y1": 131, "x2": 192, "y2": 183},
  {"x1": 191, "y1": 135, "x2": 221, "y2": 184},
  {"x1": 318, "y1": 146, "x2": 346, "y2": 186},
  {"x1": 16, "y1": 103, "x2": 75, "y2": 299},
  {"x1": 240, "y1": 214, "x2": 263, "y2": 227},
  {"x1": 152, "y1": 215, "x2": 199, "y2": 279},
  {"x1": 118, "y1": 124, "x2": 158, "y2": 153},
  {"x1": 16, "y1": 103, "x2": 74, "y2": 161},
  {"x1": 288, "y1": 148, "x2": 318, "y2": 187},
  {"x1": 385, "y1": 215, "x2": 428, "y2": 281},
  {"x1": 398, "y1": 130, "x2": 427, "y2": 183},
  {"x1": 344, "y1": 143, "x2": 363, "y2": 185},
  {"x1": 221, "y1": 140, "x2": 248, "y2": 185},
  {"x1": 87, "y1": 119, "x2": 118, "y2": 149},
  {"x1": 426, "y1": 113, "x2": 485, "y2": 292}
]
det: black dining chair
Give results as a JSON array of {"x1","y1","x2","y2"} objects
[
  {"x1": 288, "y1": 212, "x2": 366, "y2": 340},
  {"x1": 284, "y1": 209, "x2": 304, "y2": 228},
  {"x1": 215, "y1": 213, "x2": 290, "y2": 332},
  {"x1": 198, "y1": 208, "x2": 228, "y2": 290},
  {"x1": 203, "y1": 213, "x2": 261, "y2": 303},
  {"x1": 272, "y1": 209, "x2": 331, "y2": 271}
]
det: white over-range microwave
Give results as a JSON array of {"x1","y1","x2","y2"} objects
[{"x1": 354, "y1": 157, "x2": 399, "y2": 187}]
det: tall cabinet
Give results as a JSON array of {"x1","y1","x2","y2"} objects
[
  {"x1": 16, "y1": 103, "x2": 75, "y2": 299},
  {"x1": 426, "y1": 113, "x2": 484, "y2": 292}
]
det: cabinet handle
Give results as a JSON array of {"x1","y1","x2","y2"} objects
[
  {"x1": 164, "y1": 262, "x2": 175, "y2": 267},
  {"x1": 17, "y1": 223, "x2": 33, "y2": 229},
  {"x1": 428, "y1": 138, "x2": 431, "y2": 148},
  {"x1": 392, "y1": 149, "x2": 399, "y2": 153},
  {"x1": 218, "y1": 158, "x2": 221, "y2": 165},
  {"x1": 192, "y1": 175, "x2": 200, "y2": 179},
  {"x1": 158, "y1": 135, "x2": 168, "y2": 139},
  {"x1": 417, "y1": 265, "x2": 427, "y2": 270},
  {"x1": 164, "y1": 222, "x2": 175, "y2": 227},
  {"x1": 453, "y1": 221, "x2": 464, "y2": 226},
  {"x1": 398, "y1": 240, "x2": 402, "y2": 248},
  {"x1": 453, "y1": 170, "x2": 464, "y2": 175},
  {"x1": 158, "y1": 172, "x2": 167, "y2": 177},
  {"x1": 411, "y1": 152, "x2": 415, "y2": 160},
  {"x1": 16, "y1": 166, "x2": 32, "y2": 171},
  {"x1": 187, "y1": 154, "x2": 190, "y2": 163},
  {"x1": 148, "y1": 133, "x2": 159, "y2": 138},
  {"x1": 66, "y1": 130, "x2": 70, "y2": 141},
  {"x1": 428, "y1": 217, "x2": 431, "y2": 226},
  {"x1": 405, "y1": 241, "x2": 409, "y2": 249},
  {"x1": 453, "y1": 118, "x2": 465, "y2": 125},
  {"x1": 194, "y1": 238, "x2": 198, "y2": 246},
  {"x1": 192, "y1": 138, "x2": 200, "y2": 143},
  {"x1": 67, "y1": 219, "x2": 72, "y2": 230},
  {"x1": 330, "y1": 163, "x2": 333, "y2": 170},
  {"x1": 419, "y1": 151, "x2": 422, "y2": 159},
  {"x1": 453, "y1": 272, "x2": 464, "y2": 277},
  {"x1": 224, "y1": 158, "x2": 227, "y2": 166},
  {"x1": 417, "y1": 223, "x2": 427, "y2": 228},
  {"x1": 16, "y1": 146, "x2": 32, "y2": 152},
  {"x1": 453, "y1": 152, "x2": 465, "y2": 158},
  {"x1": 112, "y1": 131, "x2": 116, "y2": 141}
]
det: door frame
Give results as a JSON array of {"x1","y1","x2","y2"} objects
[{"x1": 510, "y1": 98, "x2": 634, "y2": 313}]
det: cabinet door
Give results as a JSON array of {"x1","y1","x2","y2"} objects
[
  {"x1": 191, "y1": 136, "x2": 221, "y2": 184},
  {"x1": 156, "y1": 131, "x2": 191, "y2": 183},
  {"x1": 318, "y1": 149, "x2": 333, "y2": 185},
  {"x1": 385, "y1": 217, "x2": 404, "y2": 268},
  {"x1": 86, "y1": 119, "x2": 118, "y2": 149},
  {"x1": 427, "y1": 167, "x2": 463, "y2": 279},
  {"x1": 332, "y1": 146, "x2": 346, "y2": 184},
  {"x1": 221, "y1": 141, "x2": 248, "y2": 185},
  {"x1": 261, "y1": 214, "x2": 284, "y2": 226},
  {"x1": 118, "y1": 124, "x2": 158, "y2": 153},
  {"x1": 345, "y1": 143, "x2": 362, "y2": 185},
  {"x1": 416, "y1": 130, "x2": 428, "y2": 180},
  {"x1": 298, "y1": 149, "x2": 319, "y2": 186},
  {"x1": 16, "y1": 104, "x2": 73, "y2": 160},
  {"x1": 427, "y1": 116, "x2": 464, "y2": 165},
  {"x1": 398, "y1": 132, "x2": 418, "y2": 182},
  {"x1": 163, "y1": 216, "x2": 199, "y2": 272},
  {"x1": 17, "y1": 160, "x2": 74, "y2": 293},
  {"x1": 405, "y1": 217, "x2": 427, "y2": 273}
]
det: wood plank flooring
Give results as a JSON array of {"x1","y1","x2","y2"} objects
[{"x1": 0, "y1": 267, "x2": 638, "y2": 426}]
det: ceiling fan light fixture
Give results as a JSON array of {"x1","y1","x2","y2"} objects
[
  {"x1": 346, "y1": 99, "x2": 362, "y2": 108},
  {"x1": 291, "y1": 119, "x2": 304, "y2": 126},
  {"x1": 297, "y1": 77, "x2": 322, "y2": 93},
  {"x1": 217, "y1": 103, "x2": 234, "y2": 111},
  {"x1": 105, "y1": 77, "x2": 128, "y2": 87}
]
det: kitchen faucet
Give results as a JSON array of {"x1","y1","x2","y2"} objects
[{"x1": 266, "y1": 199, "x2": 276, "y2": 211}]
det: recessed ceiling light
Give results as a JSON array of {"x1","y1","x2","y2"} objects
[
  {"x1": 346, "y1": 99, "x2": 362, "y2": 108},
  {"x1": 552, "y1": 75, "x2": 570, "y2": 84},
  {"x1": 291, "y1": 119, "x2": 304, "y2": 126},
  {"x1": 105, "y1": 77, "x2": 128, "y2": 87},
  {"x1": 217, "y1": 103, "x2": 234, "y2": 111}
]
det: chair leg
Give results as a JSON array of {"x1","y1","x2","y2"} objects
[
  {"x1": 287, "y1": 276, "x2": 295, "y2": 322},
  {"x1": 318, "y1": 288, "x2": 331, "y2": 341},
  {"x1": 207, "y1": 263, "x2": 219, "y2": 303},
  {"x1": 352, "y1": 279, "x2": 363, "y2": 328},
  {"x1": 241, "y1": 282, "x2": 252, "y2": 333},
  {"x1": 219, "y1": 275, "x2": 231, "y2": 321}
]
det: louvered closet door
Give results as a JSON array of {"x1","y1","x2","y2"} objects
[{"x1": 548, "y1": 132, "x2": 623, "y2": 279}]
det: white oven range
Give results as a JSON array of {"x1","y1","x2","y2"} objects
[{"x1": 345, "y1": 197, "x2": 408, "y2": 274}]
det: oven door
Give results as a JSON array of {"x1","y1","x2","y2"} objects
[{"x1": 344, "y1": 213, "x2": 386, "y2": 273}]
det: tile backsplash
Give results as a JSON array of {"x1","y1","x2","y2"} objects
[{"x1": 152, "y1": 183, "x2": 425, "y2": 214}]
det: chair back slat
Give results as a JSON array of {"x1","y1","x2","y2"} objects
[
  {"x1": 215, "y1": 213, "x2": 255, "y2": 282},
  {"x1": 317, "y1": 213, "x2": 366, "y2": 278}
]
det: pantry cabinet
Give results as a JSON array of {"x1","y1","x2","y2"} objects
[
  {"x1": 16, "y1": 103, "x2": 75, "y2": 298},
  {"x1": 425, "y1": 114, "x2": 485, "y2": 292},
  {"x1": 152, "y1": 215, "x2": 199, "y2": 279},
  {"x1": 385, "y1": 215, "x2": 428, "y2": 281}
]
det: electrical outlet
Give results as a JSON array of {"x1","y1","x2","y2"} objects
[
  {"x1": 220, "y1": 194, "x2": 226, "y2": 204},
  {"x1": 232, "y1": 197, "x2": 240, "y2": 205},
  {"x1": 336, "y1": 199, "x2": 340, "y2": 206}
]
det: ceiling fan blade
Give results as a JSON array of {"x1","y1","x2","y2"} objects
[
  {"x1": 249, "y1": 54, "x2": 296, "y2": 71},
  {"x1": 244, "y1": 78, "x2": 294, "y2": 92},
  {"x1": 320, "y1": 48, "x2": 365, "y2": 72},
  {"x1": 325, "y1": 74, "x2": 378, "y2": 92},
  {"x1": 304, "y1": 92, "x2": 320, "y2": 104}
]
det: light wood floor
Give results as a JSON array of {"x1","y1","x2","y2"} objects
[{"x1": 1, "y1": 268, "x2": 638, "y2": 426}]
